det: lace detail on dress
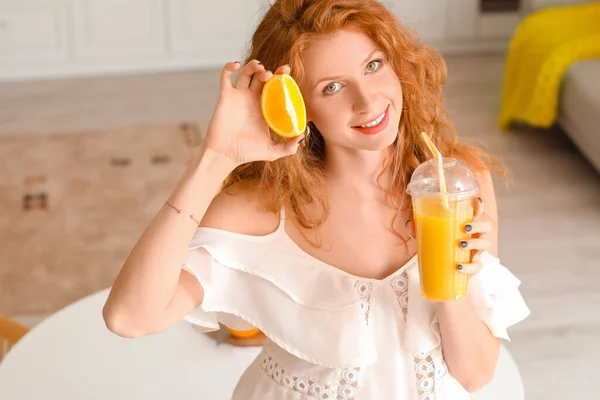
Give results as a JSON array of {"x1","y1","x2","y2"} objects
[
  {"x1": 390, "y1": 271, "x2": 409, "y2": 321},
  {"x1": 259, "y1": 354, "x2": 360, "y2": 399},
  {"x1": 355, "y1": 281, "x2": 373, "y2": 325},
  {"x1": 413, "y1": 352, "x2": 448, "y2": 400},
  {"x1": 414, "y1": 352, "x2": 436, "y2": 399}
]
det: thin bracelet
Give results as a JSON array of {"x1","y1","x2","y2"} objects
[{"x1": 165, "y1": 201, "x2": 201, "y2": 227}]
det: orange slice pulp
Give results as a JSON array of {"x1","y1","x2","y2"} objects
[{"x1": 261, "y1": 73, "x2": 307, "y2": 138}]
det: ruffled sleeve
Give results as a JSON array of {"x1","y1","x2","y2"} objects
[
  {"x1": 180, "y1": 226, "x2": 377, "y2": 369},
  {"x1": 465, "y1": 251, "x2": 531, "y2": 341},
  {"x1": 402, "y1": 251, "x2": 530, "y2": 354}
]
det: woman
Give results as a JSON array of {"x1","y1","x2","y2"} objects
[{"x1": 102, "y1": 0, "x2": 530, "y2": 398}]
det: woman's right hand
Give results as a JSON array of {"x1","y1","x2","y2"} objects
[{"x1": 203, "y1": 60, "x2": 305, "y2": 166}]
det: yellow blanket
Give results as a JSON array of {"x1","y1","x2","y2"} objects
[{"x1": 499, "y1": 2, "x2": 600, "y2": 129}]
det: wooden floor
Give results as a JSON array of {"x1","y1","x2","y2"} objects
[{"x1": 1, "y1": 55, "x2": 599, "y2": 399}]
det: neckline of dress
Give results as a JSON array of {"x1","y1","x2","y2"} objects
[
  {"x1": 196, "y1": 207, "x2": 417, "y2": 283},
  {"x1": 276, "y1": 207, "x2": 418, "y2": 284}
]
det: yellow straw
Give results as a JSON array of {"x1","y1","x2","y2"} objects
[{"x1": 420, "y1": 132, "x2": 449, "y2": 208}]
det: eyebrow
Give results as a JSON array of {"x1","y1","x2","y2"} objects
[{"x1": 313, "y1": 48, "x2": 380, "y2": 90}]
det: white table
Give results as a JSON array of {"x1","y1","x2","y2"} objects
[{"x1": 0, "y1": 289, "x2": 525, "y2": 399}]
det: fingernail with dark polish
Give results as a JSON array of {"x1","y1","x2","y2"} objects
[
  {"x1": 457, "y1": 264, "x2": 463, "y2": 270},
  {"x1": 257, "y1": 61, "x2": 262, "y2": 65},
  {"x1": 465, "y1": 224, "x2": 472, "y2": 233},
  {"x1": 478, "y1": 197, "x2": 483, "y2": 204},
  {"x1": 234, "y1": 61, "x2": 240, "y2": 64},
  {"x1": 298, "y1": 136, "x2": 306, "y2": 144},
  {"x1": 460, "y1": 240, "x2": 468, "y2": 248}
]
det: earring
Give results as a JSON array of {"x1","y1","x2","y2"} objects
[{"x1": 305, "y1": 122, "x2": 314, "y2": 141}]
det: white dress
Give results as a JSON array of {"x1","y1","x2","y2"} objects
[{"x1": 181, "y1": 209, "x2": 530, "y2": 399}]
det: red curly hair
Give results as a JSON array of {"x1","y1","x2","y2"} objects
[{"x1": 221, "y1": 0, "x2": 504, "y2": 232}]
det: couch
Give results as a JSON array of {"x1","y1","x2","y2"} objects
[
  {"x1": 559, "y1": 59, "x2": 600, "y2": 172},
  {"x1": 522, "y1": 0, "x2": 600, "y2": 172}
]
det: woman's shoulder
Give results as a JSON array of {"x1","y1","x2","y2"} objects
[
  {"x1": 200, "y1": 181, "x2": 281, "y2": 236},
  {"x1": 453, "y1": 151, "x2": 498, "y2": 193}
]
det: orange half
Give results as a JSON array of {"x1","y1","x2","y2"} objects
[
  {"x1": 261, "y1": 73, "x2": 307, "y2": 138},
  {"x1": 225, "y1": 326, "x2": 262, "y2": 339}
]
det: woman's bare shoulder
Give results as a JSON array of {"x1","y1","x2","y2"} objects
[{"x1": 200, "y1": 181, "x2": 280, "y2": 236}]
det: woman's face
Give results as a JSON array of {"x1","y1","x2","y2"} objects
[{"x1": 300, "y1": 29, "x2": 403, "y2": 152}]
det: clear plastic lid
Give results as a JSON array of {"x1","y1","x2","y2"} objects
[{"x1": 406, "y1": 157, "x2": 480, "y2": 200}]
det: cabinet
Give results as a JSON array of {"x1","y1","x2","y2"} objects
[
  {"x1": 393, "y1": 0, "x2": 450, "y2": 43},
  {"x1": 394, "y1": 0, "x2": 521, "y2": 52},
  {"x1": 168, "y1": 0, "x2": 260, "y2": 63},
  {"x1": 0, "y1": 0, "x2": 522, "y2": 82},
  {"x1": 71, "y1": 0, "x2": 165, "y2": 59},
  {"x1": 0, "y1": 0, "x2": 69, "y2": 67},
  {"x1": 446, "y1": 0, "x2": 521, "y2": 42}
]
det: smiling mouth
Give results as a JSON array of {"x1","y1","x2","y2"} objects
[{"x1": 353, "y1": 107, "x2": 388, "y2": 128}]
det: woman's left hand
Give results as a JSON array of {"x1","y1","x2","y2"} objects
[{"x1": 456, "y1": 197, "x2": 493, "y2": 276}]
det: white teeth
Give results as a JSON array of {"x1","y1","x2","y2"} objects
[{"x1": 359, "y1": 112, "x2": 385, "y2": 128}]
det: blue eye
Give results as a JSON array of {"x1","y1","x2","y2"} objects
[
  {"x1": 366, "y1": 59, "x2": 382, "y2": 72},
  {"x1": 323, "y1": 82, "x2": 342, "y2": 94}
]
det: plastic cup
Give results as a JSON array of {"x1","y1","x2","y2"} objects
[{"x1": 406, "y1": 158, "x2": 480, "y2": 301}]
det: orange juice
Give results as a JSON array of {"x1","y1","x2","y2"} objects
[{"x1": 413, "y1": 196, "x2": 473, "y2": 301}]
